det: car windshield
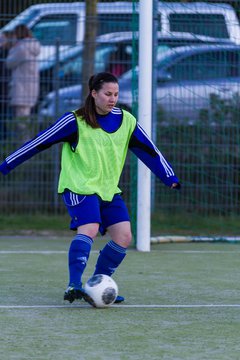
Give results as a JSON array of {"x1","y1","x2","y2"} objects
[{"x1": 120, "y1": 45, "x2": 179, "y2": 81}]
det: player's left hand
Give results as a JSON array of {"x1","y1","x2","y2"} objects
[{"x1": 171, "y1": 182, "x2": 181, "y2": 189}]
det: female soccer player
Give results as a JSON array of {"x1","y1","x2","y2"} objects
[{"x1": 0, "y1": 72, "x2": 180, "y2": 305}]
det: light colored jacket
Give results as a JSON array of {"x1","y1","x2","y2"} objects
[{"x1": 6, "y1": 37, "x2": 40, "y2": 107}]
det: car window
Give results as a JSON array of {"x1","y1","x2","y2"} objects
[
  {"x1": 227, "y1": 51, "x2": 240, "y2": 76},
  {"x1": 97, "y1": 14, "x2": 139, "y2": 35},
  {"x1": 95, "y1": 45, "x2": 120, "y2": 73},
  {"x1": 166, "y1": 50, "x2": 240, "y2": 81},
  {"x1": 32, "y1": 14, "x2": 78, "y2": 45},
  {"x1": 58, "y1": 44, "x2": 120, "y2": 82},
  {"x1": 169, "y1": 14, "x2": 229, "y2": 39},
  {"x1": 59, "y1": 42, "x2": 134, "y2": 83},
  {"x1": 105, "y1": 43, "x2": 133, "y2": 76}
]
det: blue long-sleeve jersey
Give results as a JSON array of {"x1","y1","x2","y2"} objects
[{"x1": 0, "y1": 109, "x2": 180, "y2": 188}]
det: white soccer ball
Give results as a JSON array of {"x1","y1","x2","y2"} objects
[{"x1": 84, "y1": 274, "x2": 118, "y2": 308}]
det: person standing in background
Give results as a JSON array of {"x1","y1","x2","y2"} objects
[
  {"x1": 0, "y1": 31, "x2": 15, "y2": 140},
  {"x1": 6, "y1": 24, "x2": 40, "y2": 142}
]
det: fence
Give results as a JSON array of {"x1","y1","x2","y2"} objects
[{"x1": 1, "y1": 0, "x2": 240, "y2": 236}]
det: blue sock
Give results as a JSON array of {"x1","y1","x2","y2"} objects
[
  {"x1": 94, "y1": 240, "x2": 127, "y2": 276},
  {"x1": 68, "y1": 234, "x2": 93, "y2": 288}
]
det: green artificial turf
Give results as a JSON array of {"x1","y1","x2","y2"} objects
[{"x1": 0, "y1": 236, "x2": 239, "y2": 359}]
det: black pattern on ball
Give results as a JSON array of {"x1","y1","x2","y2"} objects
[
  {"x1": 102, "y1": 287, "x2": 117, "y2": 304},
  {"x1": 87, "y1": 274, "x2": 103, "y2": 287}
]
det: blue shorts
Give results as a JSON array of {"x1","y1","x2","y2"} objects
[{"x1": 62, "y1": 191, "x2": 130, "y2": 235}]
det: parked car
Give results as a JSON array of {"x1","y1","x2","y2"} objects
[
  {"x1": 1, "y1": 1, "x2": 239, "y2": 61},
  {"x1": 118, "y1": 44, "x2": 240, "y2": 124},
  {"x1": 39, "y1": 44, "x2": 240, "y2": 125},
  {"x1": 39, "y1": 30, "x2": 233, "y2": 100}
]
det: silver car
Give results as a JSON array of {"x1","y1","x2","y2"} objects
[{"x1": 118, "y1": 44, "x2": 240, "y2": 125}]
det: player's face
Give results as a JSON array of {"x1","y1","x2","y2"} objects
[{"x1": 92, "y1": 82, "x2": 119, "y2": 115}]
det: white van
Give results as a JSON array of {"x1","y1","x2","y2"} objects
[
  {"x1": 1, "y1": 1, "x2": 240, "y2": 60},
  {"x1": 1, "y1": 2, "x2": 135, "y2": 60},
  {"x1": 158, "y1": 2, "x2": 240, "y2": 45}
]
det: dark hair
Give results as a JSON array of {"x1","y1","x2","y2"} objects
[
  {"x1": 14, "y1": 24, "x2": 32, "y2": 40},
  {"x1": 75, "y1": 72, "x2": 118, "y2": 128}
]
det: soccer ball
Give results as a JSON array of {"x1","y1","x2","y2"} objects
[{"x1": 84, "y1": 274, "x2": 118, "y2": 308}]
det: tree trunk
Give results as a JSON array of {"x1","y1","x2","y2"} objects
[{"x1": 81, "y1": 0, "x2": 98, "y2": 103}]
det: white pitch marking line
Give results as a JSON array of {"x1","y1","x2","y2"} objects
[
  {"x1": 0, "y1": 250, "x2": 99, "y2": 254},
  {"x1": 0, "y1": 250, "x2": 240, "y2": 255},
  {"x1": 0, "y1": 304, "x2": 240, "y2": 309},
  {"x1": 159, "y1": 250, "x2": 240, "y2": 254},
  {"x1": 0, "y1": 251, "x2": 67, "y2": 254}
]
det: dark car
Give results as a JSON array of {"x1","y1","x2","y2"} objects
[{"x1": 39, "y1": 31, "x2": 233, "y2": 99}]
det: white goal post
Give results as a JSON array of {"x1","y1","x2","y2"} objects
[{"x1": 137, "y1": 0, "x2": 153, "y2": 252}]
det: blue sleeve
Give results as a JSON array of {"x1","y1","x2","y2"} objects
[
  {"x1": 128, "y1": 122, "x2": 180, "y2": 188},
  {"x1": 0, "y1": 112, "x2": 78, "y2": 175}
]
